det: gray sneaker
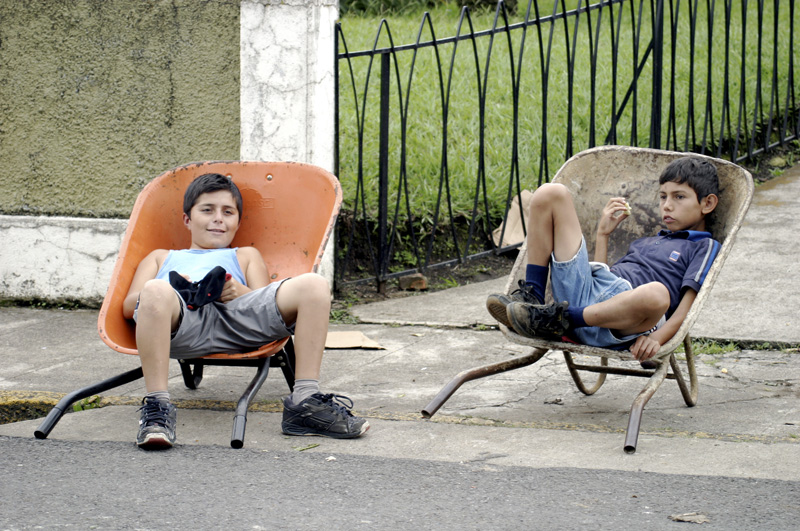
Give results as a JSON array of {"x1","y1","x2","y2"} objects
[
  {"x1": 282, "y1": 393, "x2": 369, "y2": 439},
  {"x1": 136, "y1": 397, "x2": 177, "y2": 450},
  {"x1": 486, "y1": 279, "x2": 543, "y2": 329}
]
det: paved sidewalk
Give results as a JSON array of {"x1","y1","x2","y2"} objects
[{"x1": 1, "y1": 165, "x2": 799, "y2": 481}]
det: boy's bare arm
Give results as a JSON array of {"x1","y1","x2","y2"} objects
[
  {"x1": 629, "y1": 289, "x2": 697, "y2": 360},
  {"x1": 122, "y1": 249, "x2": 168, "y2": 319},
  {"x1": 240, "y1": 247, "x2": 270, "y2": 288},
  {"x1": 595, "y1": 197, "x2": 630, "y2": 263}
]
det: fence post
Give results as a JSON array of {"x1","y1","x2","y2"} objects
[
  {"x1": 377, "y1": 51, "x2": 391, "y2": 294},
  {"x1": 650, "y1": 0, "x2": 665, "y2": 148},
  {"x1": 334, "y1": 23, "x2": 340, "y2": 182}
]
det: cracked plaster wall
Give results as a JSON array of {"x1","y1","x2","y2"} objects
[{"x1": 1, "y1": 0, "x2": 338, "y2": 302}]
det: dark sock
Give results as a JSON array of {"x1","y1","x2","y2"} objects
[
  {"x1": 525, "y1": 264, "x2": 548, "y2": 303},
  {"x1": 145, "y1": 390, "x2": 170, "y2": 402},
  {"x1": 289, "y1": 379, "x2": 320, "y2": 405},
  {"x1": 566, "y1": 305, "x2": 588, "y2": 328}
]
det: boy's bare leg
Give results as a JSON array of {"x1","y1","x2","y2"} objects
[
  {"x1": 276, "y1": 273, "x2": 369, "y2": 438},
  {"x1": 582, "y1": 281, "x2": 670, "y2": 335},
  {"x1": 135, "y1": 279, "x2": 182, "y2": 393},
  {"x1": 275, "y1": 273, "x2": 330, "y2": 380},
  {"x1": 489, "y1": 183, "x2": 586, "y2": 329},
  {"x1": 526, "y1": 183, "x2": 584, "y2": 266}
]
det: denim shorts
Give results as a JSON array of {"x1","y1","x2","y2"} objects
[
  {"x1": 550, "y1": 238, "x2": 662, "y2": 349},
  {"x1": 134, "y1": 278, "x2": 295, "y2": 359}
]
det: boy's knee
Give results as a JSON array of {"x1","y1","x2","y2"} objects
[
  {"x1": 530, "y1": 183, "x2": 571, "y2": 209},
  {"x1": 297, "y1": 273, "x2": 332, "y2": 302},
  {"x1": 538, "y1": 183, "x2": 570, "y2": 198},
  {"x1": 640, "y1": 282, "x2": 670, "y2": 314},
  {"x1": 138, "y1": 279, "x2": 177, "y2": 312}
]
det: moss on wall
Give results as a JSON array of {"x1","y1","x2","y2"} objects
[{"x1": 0, "y1": 0, "x2": 240, "y2": 217}]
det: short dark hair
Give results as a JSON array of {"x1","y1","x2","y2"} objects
[
  {"x1": 659, "y1": 157, "x2": 719, "y2": 201},
  {"x1": 183, "y1": 173, "x2": 243, "y2": 218}
]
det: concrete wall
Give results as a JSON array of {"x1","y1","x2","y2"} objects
[
  {"x1": 1, "y1": 215, "x2": 127, "y2": 303},
  {"x1": 0, "y1": 0, "x2": 338, "y2": 304},
  {"x1": 0, "y1": 0, "x2": 241, "y2": 217}
]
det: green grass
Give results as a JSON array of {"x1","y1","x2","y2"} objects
[
  {"x1": 688, "y1": 339, "x2": 739, "y2": 358},
  {"x1": 337, "y1": 1, "x2": 799, "y2": 224},
  {"x1": 329, "y1": 307, "x2": 361, "y2": 324}
]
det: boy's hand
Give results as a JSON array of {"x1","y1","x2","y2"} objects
[
  {"x1": 218, "y1": 274, "x2": 250, "y2": 303},
  {"x1": 630, "y1": 334, "x2": 660, "y2": 361},
  {"x1": 597, "y1": 197, "x2": 631, "y2": 237}
]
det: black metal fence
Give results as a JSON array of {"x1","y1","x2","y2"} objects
[{"x1": 334, "y1": 0, "x2": 799, "y2": 292}]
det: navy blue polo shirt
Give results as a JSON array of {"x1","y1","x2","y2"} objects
[{"x1": 610, "y1": 230, "x2": 721, "y2": 317}]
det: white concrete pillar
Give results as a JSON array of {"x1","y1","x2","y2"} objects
[{"x1": 240, "y1": 0, "x2": 339, "y2": 286}]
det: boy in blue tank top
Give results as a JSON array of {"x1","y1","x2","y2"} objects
[
  {"x1": 487, "y1": 157, "x2": 720, "y2": 365},
  {"x1": 123, "y1": 173, "x2": 368, "y2": 449}
]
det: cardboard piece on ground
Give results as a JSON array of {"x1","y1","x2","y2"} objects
[
  {"x1": 492, "y1": 190, "x2": 534, "y2": 247},
  {"x1": 325, "y1": 331, "x2": 384, "y2": 350}
]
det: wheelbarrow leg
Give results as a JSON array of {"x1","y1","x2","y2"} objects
[
  {"x1": 422, "y1": 348, "x2": 548, "y2": 418},
  {"x1": 34, "y1": 367, "x2": 144, "y2": 440},
  {"x1": 564, "y1": 352, "x2": 608, "y2": 395},
  {"x1": 623, "y1": 360, "x2": 669, "y2": 454},
  {"x1": 230, "y1": 357, "x2": 271, "y2": 449},
  {"x1": 272, "y1": 338, "x2": 296, "y2": 393},
  {"x1": 671, "y1": 335, "x2": 699, "y2": 406},
  {"x1": 179, "y1": 359, "x2": 204, "y2": 389}
]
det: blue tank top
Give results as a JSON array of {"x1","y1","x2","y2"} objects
[{"x1": 155, "y1": 248, "x2": 247, "y2": 286}]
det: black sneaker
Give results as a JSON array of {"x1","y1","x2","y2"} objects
[
  {"x1": 136, "y1": 397, "x2": 177, "y2": 450},
  {"x1": 507, "y1": 300, "x2": 571, "y2": 340},
  {"x1": 282, "y1": 393, "x2": 369, "y2": 439},
  {"x1": 486, "y1": 280, "x2": 543, "y2": 329}
]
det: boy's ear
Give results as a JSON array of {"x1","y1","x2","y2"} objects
[
  {"x1": 701, "y1": 193, "x2": 719, "y2": 215},
  {"x1": 183, "y1": 212, "x2": 192, "y2": 230}
]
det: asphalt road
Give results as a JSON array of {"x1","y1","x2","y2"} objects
[{"x1": 2, "y1": 435, "x2": 798, "y2": 530}]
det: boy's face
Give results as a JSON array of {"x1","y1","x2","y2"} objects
[
  {"x1": 183, "y1": 190, "x2": 241, "y2": 249},
  {"x1": 659, "y1": 181, "x2": 717, "y2": 232}
]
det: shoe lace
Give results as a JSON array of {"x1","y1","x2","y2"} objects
[
  {"x1": 528, "y1": 301, "x2": 570, "y2": 334},
  {"x1": 312, "y1": 393, "x2": 355, "y2": 418},
  {"x1": 138, "y1": 399, "x2": 173, "y2": 427},
  {"x1": 511, "y1": 279, "x2": 540, "y2": 304}
]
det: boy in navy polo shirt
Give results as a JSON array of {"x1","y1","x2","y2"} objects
[{"x1": 486, "y1": 157, "x2": 720, "y2": 364}]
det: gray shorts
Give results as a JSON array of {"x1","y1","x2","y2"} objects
[{"x1": 134, "y1": 279, "x2": 295, "y2": 359}]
